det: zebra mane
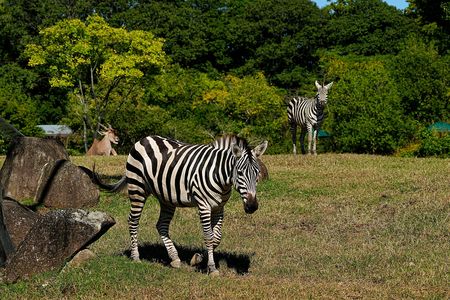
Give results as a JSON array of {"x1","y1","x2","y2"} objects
[{"x1": 211, "y1": 135, "x2": 252, "y2": 154}]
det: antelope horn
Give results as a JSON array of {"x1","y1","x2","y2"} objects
[{"x1": 99, "y1": 123, "x2": 108, "y2": 130}]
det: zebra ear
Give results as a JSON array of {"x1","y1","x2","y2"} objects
[
  {"x1": 325, "y1": 82, "x2": 333, "y2": 90},
  {"x1": 315, "y1": 80, "x2": 321, "y2": 89},
  {"x1": 253, "y1": 141, "x2": 268, "y2": 157},
  {"x1": 232, "y1": 144, "x2": 243, "y2": 158}
]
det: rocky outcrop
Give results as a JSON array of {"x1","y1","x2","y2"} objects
[
  {"x1": 0, "y1": 136, "x2": 100, "y2": 208},
  {"x1": 34, "y1": 160, "x2": 100, "y2": 208},
  {"x1": 0, "y1": 136, "x2": 114, "y2": 282},
  {"x1": 5, "y1": 209, "x2": 115, "y2": 283},
  {"x1": 1, "y1": 198, "x2": 41, "y2": 249},
  {"x1": 0, "y1": 137, "x2": 69, "y2": 201}
]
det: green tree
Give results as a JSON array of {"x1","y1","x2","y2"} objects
[
  {"x1": 0, "y1": 63, "x2": 42, "y2": 152},
  {"x1": 406, "y1": 0, "x2": 449, "y2": 53},
  {"x1": 0, "y1": 63, "x2": 41, "y2": 133},
  {"x1": 326, "y1": 55, "x2": 415, "y2": 154},
  {"x1": 114, "y1": 0, "x2": 230, "y2": 73},
  {"x1": 407, "y1": 0, "x2": 450, "y2": 33},
  {"x1": 144, "y1": 67, "x2": 286, "y2": 152},
  {"x1": 227, "y1": 0, "x2": 324, "y2": 88},
  {"x1": 25, "y1": 15, "x2": 167, "y2": 151},
  {"x1": 324, "y1": 0, "x2": 419, "y2": 55},
  {"x1": 115, "y1": 0, "x2": 324, "y2": 88},
  {"x1": 195, "y1": 72, "x2": 286, "y2": 152},
  {"x1": 388, "y1": 36, "x2": 449, "y2": 124},
  {"x1": 144, "y1": 65, "x2": 224, "y2": 143}
]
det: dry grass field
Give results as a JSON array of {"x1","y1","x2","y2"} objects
[{"x1": 0, "y1": 154, "x2": 449, "y2": 299}]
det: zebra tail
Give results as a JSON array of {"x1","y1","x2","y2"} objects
[{"x1": 79, "y1": 165, "x2": 127, "y2": 193}]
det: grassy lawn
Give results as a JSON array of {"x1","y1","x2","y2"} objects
[{"x1": 0, "y1": 154, "x2": 449, "y2": 299}]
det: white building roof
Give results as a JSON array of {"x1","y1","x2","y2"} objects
[{"x1": 37, "y1": 125, "x2": 73, "y2": 137}]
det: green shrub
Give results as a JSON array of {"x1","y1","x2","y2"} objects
[
  {"x1": 326, "y1": 56, "x2": 415, "y2": 154},
  {"x1": 416, "y1": 129, "x2": 450, "y2": 158}
]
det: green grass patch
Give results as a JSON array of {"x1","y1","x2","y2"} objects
[{"x1": 1, "y1": 154, "x2": 449, "y2": 299}]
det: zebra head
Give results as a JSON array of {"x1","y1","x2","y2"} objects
[
  {"x1": 231, "y1": 140, "x2": 268, "y2": 214},
  {"x1": 315, "y1": 80, "x2": 333, "y2": 107}
]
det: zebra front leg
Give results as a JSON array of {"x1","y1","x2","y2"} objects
[
  {"x1": 312, "y1": 129, "x2": 318, "y2": 155},
  {"x1": 157, "y1": 205, "x2": 181, "y2": 268},
  {"x1": 191, "y1": 209, "x2": 223, "y2": 268},
  {"x1": 307, "y1": 127, "x2": 313, "y2": 155},
  {"x1": 199, "y1": 209, "x2": 219, "y2": 276},
  {"x1": 290, "y1": 123, "x2": 297, "y2": 155},
  {"x1": 212, "y1": 209, "x2": 224, "y2": 249}
]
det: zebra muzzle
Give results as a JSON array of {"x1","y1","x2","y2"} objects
[{"x1": 244, "y1": 194, "x2": 258, "y2": 214}]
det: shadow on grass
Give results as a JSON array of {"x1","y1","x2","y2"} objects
[{"x1": 121, "y1": 243, "x2": 253, "y2": 275}]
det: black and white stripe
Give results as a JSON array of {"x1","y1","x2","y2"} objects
[
  {"x1": 287, "y1": 81, "x2": 333, "y2": 155},
  {"x1": 101, "y1": 135, "x2": 267, "y2": 275}
]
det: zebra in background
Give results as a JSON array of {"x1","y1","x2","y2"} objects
[
  {"x1": 287, "y1": 81, "x2": 333, "y2": 155},
  {"x1": 93, "y1": 135, "x2": 268, "y2": 276}
]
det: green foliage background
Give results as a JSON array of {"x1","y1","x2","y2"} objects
[{"x1": 0, "y1": 0, "x2": 449, "y2": 156}]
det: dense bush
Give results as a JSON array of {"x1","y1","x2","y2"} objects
[
  {"x1": 388, "y1": 36, "x2": 449, "y2": 124},
  {"x1": 325, "y1": 55, "x2": 416, "y2": 154},
  {"x1": 415, "y1": 130, "x2": 450, "y2": 158},
  {"x1": 0, "y1": 64, "x2": 39, "y2": 134}
]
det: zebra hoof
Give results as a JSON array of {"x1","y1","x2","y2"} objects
[
  {"x1": 209, "y1": 269, "x2": 220, "y2": 277},
  {"x1": 170, "y1": 259, "x2": 181, "y2": 268},
  {"x1": 190, "y1": 253, "x2": 203, "y2": 266}
]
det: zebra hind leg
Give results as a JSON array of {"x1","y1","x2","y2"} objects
[
  {"x1": 128, "y1": 197, "x2": 146, "y2": 261},
  {"x1": 300, "y1": 129, "x2": 307, "y2": 154}
]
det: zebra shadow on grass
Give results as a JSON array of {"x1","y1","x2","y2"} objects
[{"x1": 122, "y1": 243, "x2": 253, "y2": 275}]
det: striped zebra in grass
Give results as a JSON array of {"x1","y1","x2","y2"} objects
[
  {"x1": 94, "y1": 135, "x2": 268, "y2": 276},
  {"x1": 287, "y1": 81, "x2": 333, "y2": 155}
]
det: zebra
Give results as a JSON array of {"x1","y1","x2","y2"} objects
[
  {"x1": 287, "y1": 80, "x2": 333, "y2": 155},
  {"x1": 93, "y1": 135, "x2": 268, "y2": 276}
]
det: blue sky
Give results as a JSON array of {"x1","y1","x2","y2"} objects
[{"x1": 313, "y1": 0, "x2": 409, "y2": 10}]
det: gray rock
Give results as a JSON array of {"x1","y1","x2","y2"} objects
[
  {"x1": 5, "y1": 209, "x2": 115, "y2": 282},
  {"x1": 1, "y1": 198, "x2": 41, "y2": 249},
  {"x1": 64, "y1": 248, "x2": 96, "y2": 269},
  {"x1": 34, "y1": 160, "x2": 100, "y2": 208},
  {"x1": 0, "y1": 137, "x2": 69, "y2": 201}
]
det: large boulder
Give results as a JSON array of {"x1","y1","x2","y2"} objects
[
  {"x1": 5, "y1": 209, "x2": 115, "y2": 283},
  {"x1": 0, "y1": 137, "x2": 69, "y2": 201},
  {"x1": 34, "y1": 160, "x2": 100, "y2": 208},
  {"x1": 1, "y1": 198, "x2": 41, "y2": 249}
]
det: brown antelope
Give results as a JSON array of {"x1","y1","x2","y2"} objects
[{"x1": 86, "y1": 124, "x2": 119, "y2": 156}]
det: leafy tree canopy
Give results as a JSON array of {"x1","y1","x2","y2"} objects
[
  {"x1": 324, "y1": 0, "x2": 420, "y2": 55},
  {"x1": 25, "y1": 14, "x2": 167, "y2": 150},
  {"x1": 324, "y1": 54, "x2": 416, "y2": 154}
]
